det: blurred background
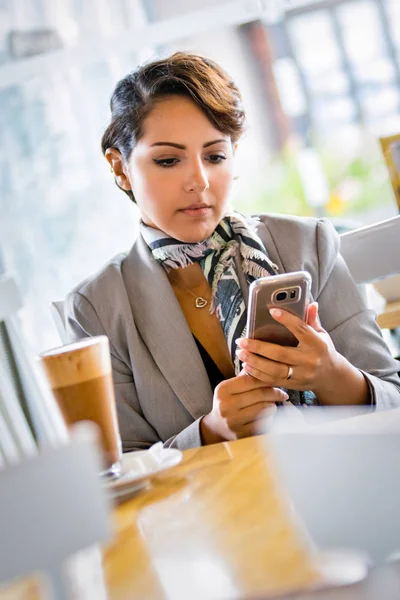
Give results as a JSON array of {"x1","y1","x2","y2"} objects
[{"x1": 1, "y1": 0, "x2": 400, "y2": 354}]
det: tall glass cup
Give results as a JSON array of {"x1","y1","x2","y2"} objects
[{"x1": 39, "y1": 336, "x2": 122, "y2": 478}]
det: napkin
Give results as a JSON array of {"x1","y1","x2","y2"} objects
[{"x1": 118, "y1": 442, "x2": 164, "y2": 481}]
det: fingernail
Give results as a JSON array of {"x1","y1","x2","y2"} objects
[
  {"x1": 282, "y1": 392, "x2": 289, "y2": 401},
  {"x1": 236, "y1": 338, "x2": 248, "y2": 348},
  {"x1": 270, "y1": 308, "x2": 282, "y2": 319}
]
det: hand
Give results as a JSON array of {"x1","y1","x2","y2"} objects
[
  {"x1": 200, "y1": 373, "x2": 289, "y2": 444},
  {"x1": 236, "y1": 302, "x2": 342, "y2": 396}
]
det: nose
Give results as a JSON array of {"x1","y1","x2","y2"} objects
[{"x1": 183, "y1": 159, "x2": 209, "y2": 193}]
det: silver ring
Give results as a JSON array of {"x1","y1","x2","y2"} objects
[{"x1": 286, "y1": 365, "x2": 293, "y2": 380}]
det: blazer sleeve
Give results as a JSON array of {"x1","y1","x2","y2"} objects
[
  {"x1": 65, "y1": 291, "x2": 204, "y2": 452},
  {"x1": 314, "y1": 218, "x2": 400, "y2": 409}
]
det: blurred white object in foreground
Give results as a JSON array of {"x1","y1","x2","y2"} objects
[
  {"x1": 267, "y1": 424, "x2": 400, "y2": 564},
  {"x1": 0, "y1": 422, "x2": 112, "y2": 599},
  {"x1": 269, "y1": 405, "x2": 400, "y2": 434}
]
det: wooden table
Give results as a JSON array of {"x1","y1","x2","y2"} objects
[
  {"x1": 0, "y1": 436, "x2": 324, "y2": 600},
  {"x1": 104, "y1": 436, "x2": 320, "y2": 599},
  {"x1": 4, "y1": 431, "x2": 400, "y2": 599}
]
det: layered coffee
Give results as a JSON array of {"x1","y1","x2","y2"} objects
[{"x1": 40, "y1": 336, "x2": 122, "y2": 475}]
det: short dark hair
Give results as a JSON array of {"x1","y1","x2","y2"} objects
[{"x1": 101, "y1": 52, "x2": 246, "y2": 202}]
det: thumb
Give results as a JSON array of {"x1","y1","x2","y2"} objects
[{"x1": 307, "y1": 302, "x2": 323, "y2": 332}]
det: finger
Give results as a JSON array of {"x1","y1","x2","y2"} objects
[
  {"x1": 221, "y1": 372, "x2": 273, "y2": 395},
  {"x1": 243, "y1": 362, "x2": 278, "y2": 384},
  {"x1": 307, "y1": 302, "x2": 324, "y2": 332},
  {"x1": 235, "y1": 406, "x2": 278, "y2": 438},
  {"x1": 243, "y1": 362, "x2": 310, "y2": 391},
  {"x1": 269, "y1": 308, "x2": 319, "y2": 344},
  {"x1": 232, "y1": 402, "x2": 278, "y2": 428},
  {"x1": 235, "y1": 385, "x2": 289, "y2": 409},
  {"x1": 243, "y1": 362, "x2": 298, "y2": 388},
  {"x1": 237, "y1": 338, "x2": 301, "y2": 366},
  {"x1": 238, "y1": 350, "x2": 292, "y2": 380}
]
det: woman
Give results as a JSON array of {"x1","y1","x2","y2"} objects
[{"x1": 65, "y1": 52, "x2": 400, "y2": 452}]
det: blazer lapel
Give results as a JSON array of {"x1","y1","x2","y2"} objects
[
  {"x1": 256, "y1": 219, "x2": 286, "y2": 275},
  {"x1": 122, "y1": 235, "x2": 212, "y2": 420},
  {"x1": 257, "y1": 218, "x2": 316, "y2": 301}
]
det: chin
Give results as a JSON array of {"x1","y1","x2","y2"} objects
[
  {"x1": 171, "y1": 210, "x2": 226, "y2": 243},
  {"x1": 173, "y1": 223, "x2": 219, "y2": 243}
]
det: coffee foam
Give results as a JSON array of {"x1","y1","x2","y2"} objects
[
  {"x1": 43, "y1": 337, "x2": 103, "y2": 356},
  {"x1": 40, "y1": 336, "x2": 112, "y2": 388}
]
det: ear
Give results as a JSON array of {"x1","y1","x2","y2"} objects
[{"x1": 105, "y1": 148, "x2": 132, "y2": 191}]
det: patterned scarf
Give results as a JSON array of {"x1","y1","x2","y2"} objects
[
  {"x1": 141, "y1": 212, "x2": 278, "y2": 374},
  {"x1": 141, "y1": 212, "x2": 317, "y2": 406}
]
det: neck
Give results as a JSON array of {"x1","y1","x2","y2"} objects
[{"x1": 168, "y1": 263, "x2": 206, "y2": 290}]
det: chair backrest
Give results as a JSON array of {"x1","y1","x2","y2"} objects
[
  {"x1": 0, "y1": 275, "x2": 69, "y2": 448},
  {"x1": 0, "y1": 274, "x2": 21, "y2": 321},
  {"x1": 50, "y1": 300, "x2": 67, "y2": 344},
  {"x1": 0, "y1": 425, "x2": 112, "y2": 599},
  {"x1": 0, "y1": 361, "x2": 37, "y2": 466},
  {"x1": 339, "y1": 215, "x2": 400, "y2": 284}
]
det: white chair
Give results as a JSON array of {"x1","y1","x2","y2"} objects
[
  {"x1": 340, "y1": 216, "x2": 400, "y2": 355},
  {"x1": 0, "y1": 360, "x2": 37, "y2": 466},
  {"x1": 0, "y1": 406, "x2": 20, "y2": 466},
  {"x1": 0, "y1": 275, "x2": 69, "y2": 447},
  {"x1": 339, "y1": 215, "x2": 400, "y2": 285},
  {"x1": 50, "y1": 300, "x2": 68, "y2": 344},
  {"x1": 0, "y1": 424, "x2": 112, "y2": 599}
]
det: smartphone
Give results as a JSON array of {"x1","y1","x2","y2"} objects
[{"x1": 246, "y1": 271, "x2": 312, "y2": 347}]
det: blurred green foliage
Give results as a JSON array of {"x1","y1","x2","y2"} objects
[{"x1": 233, "y1": 130, "x2": 395, "y2": 219}]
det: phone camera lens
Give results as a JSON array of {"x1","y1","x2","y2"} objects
[
  {"x1": 290, "y1": 290, "x2": 296, "y2": 299},
  {"x1": 276, "y1": 291, "x2": 287, "y2": 302}
]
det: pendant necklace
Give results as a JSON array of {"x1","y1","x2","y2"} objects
[{"x1": 169, "y1": 275, "x2": 209, "y2": 309}]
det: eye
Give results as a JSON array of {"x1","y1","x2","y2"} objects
[
  {"x1": 206, "y1": 154, "x2": 226, "y2": 164},
  {"x1": 153, "y1": 158, "x2": 180, "y2": 168}
]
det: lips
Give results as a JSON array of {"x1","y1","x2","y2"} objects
[
  {"x1": 181, "y1": 202, "x2": 209, "y2": 210},
  {"x1": 179, "y1": 202, "x2": 212, "y2": 217}
]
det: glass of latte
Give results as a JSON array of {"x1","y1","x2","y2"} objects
[{"x1": 39, "y1": 336, "x2": 122, "y2": 478}]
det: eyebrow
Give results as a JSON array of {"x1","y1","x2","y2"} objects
[{"x1": 150, "y1": 139, "x2": 228, "y2": 149}]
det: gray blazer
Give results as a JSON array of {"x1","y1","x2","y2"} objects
[{"x1": 65, "y1": 214, "x2": 400, "y2": 452}]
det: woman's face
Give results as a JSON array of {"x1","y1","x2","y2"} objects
[{"x1": 120, "y1": 96, "x2": 236, "y2": 242}]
